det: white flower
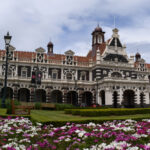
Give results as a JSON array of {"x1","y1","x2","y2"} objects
[
  {"x1": 78, "y1": 131, "x2": 86, "y2": 137},
  {"x1": 99, "y1": 128, "x2": 104, "y2": 132},
  {"x1": 65, "y1": 138, "x2": 71, "y2": 141},
  {"x1": 75, "y1": 129, "x2": 81, "y2": 133},
  {"x1": 19, "y1": 144, "x2": 26, "y2": 150},
  {"x1": 87, "y1": 122, "x2": 96, "y2": 127},
  {"x1": 16, "y1": 129, "x2": 23, "y2": 133},
  {"x1": 126, "y1": 146, "x2": 139, "y2": 150}
]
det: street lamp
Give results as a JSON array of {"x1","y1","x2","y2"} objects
[{"x1": 2, "y1": 32, "x2": 12, "y2": 108}]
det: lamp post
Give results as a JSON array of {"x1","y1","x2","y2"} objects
[{"x1": 2, "y1": 32, "x2": 12, "y2": 108}]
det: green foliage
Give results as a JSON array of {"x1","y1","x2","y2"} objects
[
  {"x1": 34, "y1": 102, "x2": 41, "y2": 109},
  {"x1": 38, "y1": 117, "x2": 150, "y2": 127},
  {"x1": 65, "y1": 108, "x2": 150, "y2": 117},
  {"x1": 6, "y1": 99, "x2": 20, "y2": 114},
  {"x1": 54, "y1": 103, "x2": 76, "y2": 110}
]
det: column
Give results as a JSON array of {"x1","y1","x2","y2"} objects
[
  {"x1": 30, "y1": 87, "x2": 35, "y2": 102},
  {"x1": 136, "y1": 89, "x2": 140, "y2": 105},
  {"x1": 97, "y1": 89, "x2": 101, "y2": 105},
  {"x1": 118, "y1": 88, "x2": 123, "y2": 105},
  {"x1": 13, "y1": 87, "x2": 18, "y2": 100},
  {"x1": 89, "y1": 71, "x2": 92, "y2": 81},
  {"x1": 15, "y1": 64, "x2": 18, "y2": 77},
  {"x1": 62, "y1": 88, "x2": 67, "y2": 103},
  {"x1": 78, "y1": 89, "x2": 83, "y2": 106},
  {"x1": 145, "y1": 91, "x2": 150, "y2": 105},
  {"x1": 61, "y1": 68, "x2": 64, "y2": 80},
  {"x1": 105, "y1": 88, "x2": 113, "y2": 105},
  {"x1": 92, "y1": 90, "x2": 96, "y2": 104},
  {"x1": 46, "y1": 88, "x2": 52, "y2": 103}
]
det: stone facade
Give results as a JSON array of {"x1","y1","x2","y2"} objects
[{"x1": 0, "y1": 26, "x2": 150, "y2": 108}]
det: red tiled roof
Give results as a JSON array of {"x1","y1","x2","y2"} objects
[
  {"x1": 100, "y1": 43, "x2": 106, "y2": 55},
  {"x1": 0, "y1": 42, "x2": 106, "y2": 63},
  {"x1": 146, "y1": 64, "x2": 150, "y2": 69},
  {"x1": 86, "y1": 50, "x2": 92, "y2": 58}
]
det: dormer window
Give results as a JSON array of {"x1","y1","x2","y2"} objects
[
  {"x1": 35, "y1": 47, "x2": 45, "y2": 63},
  {"x1": 37, "y1": 53, "x2": 44, "y2": 62},
  {"x1": 64, "y1": 50, "x2": 75, "y2": 66}
]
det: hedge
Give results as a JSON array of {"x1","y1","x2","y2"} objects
[
  {"x1": 36, "y1": 116, "x2": 150, "y2": 127},
  {"x1": 65, "y1": 108, "x2": 150, "y2": 117}
]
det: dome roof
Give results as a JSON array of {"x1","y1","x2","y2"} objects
[
  {"x1": 135, "y1": 52, "x2": 141, "y2": 57},
  {"x1": 94, "y1": 26, "x2": 102, "y2": 32},
  {"x1": 94, "y1": 25, "x2": 102, "y2": 32},
  {"x1": 47, "y1": 41, "x2": 53, "y2": 47}
]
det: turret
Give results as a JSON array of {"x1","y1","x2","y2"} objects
[
  {"x1": 135, "y1": 52, "x2": 141, "y2": 62},
  {"x1": 47, "y1": 41, "x2": 53, "y2": 54},
  {"x1": 91, "y1": 25, "x2": 105, "y2": 57}
]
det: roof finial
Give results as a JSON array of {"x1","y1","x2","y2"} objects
[{"x1": 97, "y1": 22, "x2": 99, "y2": 28}]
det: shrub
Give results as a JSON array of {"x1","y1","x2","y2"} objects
[
  {"x1": 6, "y1": 99, "x2": 20, "y2": 114},
  {"x1": 55, "y1": 103, "x2": 76, "y2": 110},
  {"x1": 64, "y1": 108, "x2": 150, "y2": 117},
  {"x1": 34, "y1": 102, "x2": 41, "y2": 109}
]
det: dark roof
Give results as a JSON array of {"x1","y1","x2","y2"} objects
[
  {"x1": 109, "y1": 38, "x2": 122, "y2": 47},
  {"x1": 104, "y1": 53, "x2": 128, "y2": 63},
  {"x1": 47, "y1": 41, "x2": 53, "y2": 47}
]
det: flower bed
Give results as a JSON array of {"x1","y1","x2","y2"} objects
[{"x1": 1, "y1": 117, "x2": 150, "y2": 149}]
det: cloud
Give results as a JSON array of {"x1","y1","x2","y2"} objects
[{"x1": 0, "y1": 0, "x2": 150, "y2": 62}]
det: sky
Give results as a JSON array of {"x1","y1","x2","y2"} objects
[{"x1": 0, "y1": 0, "x2": 150, "y2": 62}]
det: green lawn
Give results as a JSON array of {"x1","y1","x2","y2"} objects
[
  {"x1": 0, "y1": 108, "x2": 7, "y2": 116},
  {"x1": 1, "y1": 109, "x2": 150, "y2": 123},
  {"x1": 31, "y1": 110, "x2": 150, "y2": 122}
]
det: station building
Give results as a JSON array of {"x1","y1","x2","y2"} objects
[{"x1": 0, "y1": 26, "x2": 150, "y2": 107}]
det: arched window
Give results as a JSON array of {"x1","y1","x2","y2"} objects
[{"x1": 98, "y1": 35, "x2": 102, "y2": 43}]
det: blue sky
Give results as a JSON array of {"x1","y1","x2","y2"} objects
[{"x1": 0, "y1": 0, "x2": 150, "y2": 62}]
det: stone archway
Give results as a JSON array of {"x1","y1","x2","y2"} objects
[
  {"x1": 18, "y1": 88, "x2": 30, "y2": 102},
  {"x1": 67, "y1": 91, "x2": 78, "y2": 106},
  {"x1": 113, "y1": 91, "x2": 119, "y2": 108},
  {"x1": 36, "y1": 89, "x2": 46, "y2": 102},
  {"x1": 82, "y1": 91, "x2": 92, "y2": 107},
  {"x1": 51, "y1": 90, "x2": 62, "y2": 103},
  {"x1": 123, "y1": 90, "x2": 135, "y2": 108},
  {"x1": 100, "y1": 90, "x2": 105, "y2": 106},
  {"x1": 1, "y1": 87, "x2": 13, "y2": 99},
  {"x1": 140, "y1": 92, "x2": 145, "y2": 107}
]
